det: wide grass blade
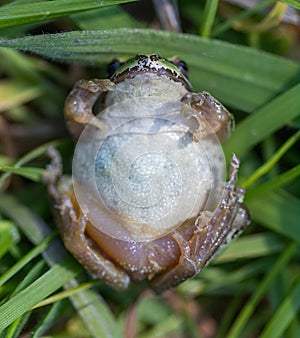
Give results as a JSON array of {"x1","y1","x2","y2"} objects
[
  {"x1": 0, "y1": 29, "x2": 299, "y2": 112},
  {"x1": 215, "y1": 232, "x2": 284, "y2": 263},
  {"x1": 0, "y1": 189, "x2": 123, "y2": 337},
  {"x1": 0, "y1": 0, "x2": 135, "y2": 29},
  {"x1": 224, "y1": 83, "x2": 300, "y2": 158},
  {"x1": 0, "y1": 260, "x2": 81, "y2": 331},
  {"x1": 0, "y1": 234, "x2": 55, "y2": 286},
  {"x1": 247, "y1": 191, "x2": 300, "y2": 243},
  {"x1": 281, "y1": 0, "x2": 300, "y2": 9}
]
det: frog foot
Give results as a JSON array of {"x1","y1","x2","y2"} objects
[{"x1": 181, "y1": 91, "x2": 234, "y2": 142}]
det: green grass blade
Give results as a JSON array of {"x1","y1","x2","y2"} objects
[
  {"x1": 0, "y1": 29, "x2": 299, "y2": 112},
  {"x1": 12, "y1": 260, "x2": 46, "y2": 295},
  {"x1": 246, "y1": 164, "x2": 300, "y2": 199},
  {"x1": 0, "y1": 192, "x2": 55, "y2": 246},
  {"x1": 0, "y1": 234, "x2": 56, "y2": 286},
  {"x1": 0, "y1": 165, "x2": 45, "y2": 182},
  {"x1": 227, "y1": 242, "x2": 297, "y2": 338},
  {"x1": 212, "y1": 0, "x2": 277, "y2": 36},
  {"x1": 215, "y1": 293, "x2": 244, "y2": 338},
  {"x1": 260, "y1": 277, "x2": 300, "y2": 338},
  {"x1": 247, "y1": 191, "x2": 300, "y2": 243},
  {"x1": 67, "y1": 282, "x2": 123, "y2": 338},
  {"x1": 242, "y1": 131, "x2": 300, "y2": 188},
  {"x1": 215, "y1": 233, "x2": 284, "y2": 263},
  {"x1": 30, "y1": 302, "x2": 62, "y2": 338},
  {"x1": 31, "y1": 281, "x2": 98, "y2": 309},
  {"x1": 0, "y1": 139, "x2": 62, "y2": 189},
  {"x1": 5, "y1": 313, "x2": 31, "y2": 338},
  {"x1": 224, "y1": 83, "x2": 300, "y2": 159},
  {"x1": 178, "y1": 259, "x2": 275, "y2": 299},
  {"x1": 0, "y1": 193, "x2": 122, "y2": 337},
  {"x1": 0, "y1": 0, "x2": 135, "y2": 29},
  {"x1": 0, "y1": 260, "x2": 81, "y2": 331},
  {"x1": 0, "y1": 221, "x2": 19, "y2": 258},
  {"x1": 281, "y1": 0, "x2": 300, "y2": 9},
  {"x1": 200, "y1": 0, "x2": 219, "y2": 37}
]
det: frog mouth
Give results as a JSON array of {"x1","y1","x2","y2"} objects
[{"x1": 110, "y1": 54, "x2": 192, "y2": 91}]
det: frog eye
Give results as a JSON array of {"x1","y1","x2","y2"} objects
[
  {"x1": 107, "y1": 59, "x2": 123, "y2": 78},
  {"x1": 175, "y1": 59, "x2": 189, "y2": 78},
  {"x1": 170, "y1": 58, "x2": 189, "y2": 79}
]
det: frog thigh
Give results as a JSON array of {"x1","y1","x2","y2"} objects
[
  {"x1": 44, "y1": 147, "x2": 130, "y2": 290},
  {"x1": 151, "y1": 155, "x2": 250, "y2": 292}
]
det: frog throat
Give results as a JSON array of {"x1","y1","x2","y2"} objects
[{"x1": 110, "y1": 54, "x2": 192, "y2": 91}]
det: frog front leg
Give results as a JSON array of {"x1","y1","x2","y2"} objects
[
  {"x1": 151, "y1": 155, "x2": 250, "y2": 292},
  {"x1": 64, "y1": 79, "x2": 115, "y2": 137},
  {"x1": 181, "y1": 91, "x2": 234, "y2": 142},
  {"x1": 44, "y1": 147, "x2": 131, "y2": 290}
]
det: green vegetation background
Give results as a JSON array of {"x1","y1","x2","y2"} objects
[{"x1": 0, "y1": 1, "x2": 300, "y2": 337}]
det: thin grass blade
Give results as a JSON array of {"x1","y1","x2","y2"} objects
[
  {"x1": 227, "y1": 242, "x2": 297, "y2": 338},
  {"x1": 260, "y1": 277, "x2": 300, "y2": 338}
]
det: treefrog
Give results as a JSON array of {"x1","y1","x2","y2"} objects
[{"x1": 45, "y1": 55, "x2": 250, "y2": 291}]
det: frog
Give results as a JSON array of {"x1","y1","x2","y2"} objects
[{"x1": 44, "y1": 54, "x2": 250, "y2": 292}]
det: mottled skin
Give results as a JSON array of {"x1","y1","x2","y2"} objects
[{"x1": 45, "y1": 55, "x2": 250, "y2": 291}]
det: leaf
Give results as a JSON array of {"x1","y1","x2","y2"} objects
[
  {"x1": 200, "y1": 0, "x2": 219, "y2": 37},
  {"x1": 0, "y1": 192, "x2": 122, "y2": 337},
  {"x1": 260, "y1": 277, "x2": 300, "y2": 338},
  {"x1": 246, "y1": 164, "x2": 300, "y2": 199},
  {"x1": 0, "y1": 260, "x2": 81, "y2": 331},
  {"x1": 0, "y1": 29, "x2": 299, "y2": 112},
  {"x1": 0, "y1": 139, "x2": 62, "y2": 189},
  {"x1": 241, "y1": 131, "x2": 300, "y2": 188},
  {"x1": 0, "y1": 165, "x2": 45, "y2": 182},
  {"x1": 0, "y1": 234, "x2": 55, "y2": 286},
  {"x1": 247, "y1": 191, "x2": 300, "y2": 243},
  {"x1": 67, "y1": 282, "x2": 123, "y2": 338},
  {"x1": 0, "y1": 0, "x2": 135, "y2": 29},
  {"x1": 281, "y1": 0, "x2": 300, "y2": 9},
  {"x1": 0, "y1": 221, "x2": 19, "y2": 258},
  {"x1": 212, "y1": 0, "x2": 277, "y2": 36},
  {"x1": 227, "y1": 242, "x2": 297, "y2": 338},
  {"x1": 224, "y1": 83, "x2": 300, "y2": 158},
  {"x1": 215, "y1": 233, "x2": 284, "y2": 263}
]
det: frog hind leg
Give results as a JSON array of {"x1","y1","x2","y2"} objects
[
  {"x1": 151, "y1": 154, "x2": 250, "y2": 292},
  {"x1": 181, "y1": 91, "x2": 234, "y2": 142},
  {"x1": 64, "y1": 79, "x2": 115, "y2": 138},
  {"x1": 44, "y1": 147, "x2": 131, "y2": 290}
]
